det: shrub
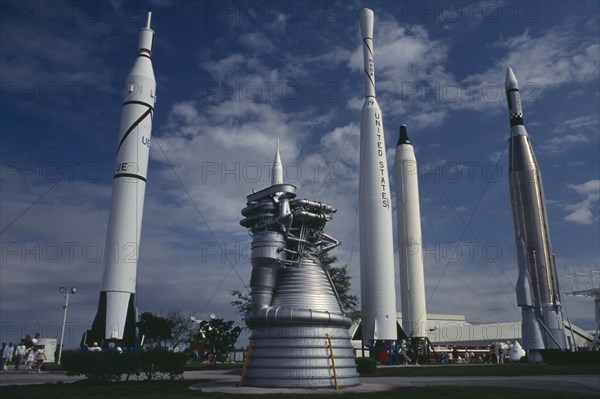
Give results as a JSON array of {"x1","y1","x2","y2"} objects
[
  {"x1": 355, "y1": 356, "x2": 377, "y2": 373},
  {"x1": 62, "y1": 351, "x2": 131, "y2": 382},
  {"x1": 62, "y1": 350, "x2": 187, "y2": 381},
  {"x1": 139, "y1": 350, "x2": 187, "y2": 381}
]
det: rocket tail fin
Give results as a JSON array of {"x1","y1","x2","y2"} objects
[
  {"x1": 85, "y1": 292, "x2": 137, "y2": 349},
  {"x1": 86, "y1": 292, "x2": 107, "y2": 347},
  {"x1": 516, "y1": 237, "x2": 535, "y2": 307}
]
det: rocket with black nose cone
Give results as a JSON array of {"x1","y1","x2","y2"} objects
[
  {"x1": 394, "y1": 125, "x2": 428, "y2": 340},
  {"x1": 506, "y1": 67, "x2": 567, "y2": 358},
  {"x1": 87, "y1": 10, "x2": 157, "y2": 348},
  {"x1": 358, "y1": 8, "x2": 398, "y2": 344}
]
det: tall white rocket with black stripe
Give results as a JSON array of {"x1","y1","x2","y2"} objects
[
  {"x1": 89, "y1": 10, "x2": 156, "y2": 347},
  {"x1": 358, "y1": 8, "x2": 398, "y2": 344}
]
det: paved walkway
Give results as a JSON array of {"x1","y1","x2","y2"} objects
[
  {"x1": 2, "y1": 368, "x2": 599, "y2": 395},
  {"x1": 0, "y1": 369, "x2": 85, "y2": 386},
  {"x1": 189, "y1": 371, "x2": 600, "y2": 395},
  {"x1": 362, "y1": 375, "x2": 600, "y2": 395}
]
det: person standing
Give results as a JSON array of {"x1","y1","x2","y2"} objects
[
  {"x1": 3, "y1": 343, "x2": 14, "y2": 370},
  {"x1": 35, "y1": 345, "x2": 46, "y2": 372},
  {"x1": 452, "y1": 346, "x2": 459, "y2": 364},
  {"x1": 89, "y1": 342, "x2": 102, "y2": 352},
  {"x1": 15, "y1": 341, "x2": 26, "y2": 369},
  {"x1": 25, "y1": 348, "x2": 35, "y2": 370},
  {"x1": 464, "y1": 349, "x2": 471, "y2": 364},
  {"x1": 496, "y1": 344, "x2": 504, "y2": 364},
  {"x1": 1, "y1": 342, "x2": 7, "y2": 371}
]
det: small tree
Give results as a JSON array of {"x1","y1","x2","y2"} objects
[
  {"x1": 138, "y1": 310, "x2": 194, "y2": 351},
  {"x1": 164, "y1": 309, "x2": 194, "y2": 350},
  {"x1": 138, "y1": 312, "x2": 171, "y2": 349},
  {"x1": 198, "y1": 318, "x2": 242, "y2": 363},
  {"x1": 230, "y1": 289, "x2": 252, "y2": 317}
]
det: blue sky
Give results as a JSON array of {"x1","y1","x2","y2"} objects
[{"x1": 1, "y1": 0, "x2": 598, "y2": 348}]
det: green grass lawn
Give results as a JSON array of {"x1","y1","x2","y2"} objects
[
  {"x1": 1, "y1": 380, "x2": 597, "y2": 399},
  {"x1": 6, "y1": 362, "x2": 596, "y2": 399}
]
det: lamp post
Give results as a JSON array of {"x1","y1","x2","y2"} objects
[{"x1": 57, "y1": 286, "x2": 76, "y2": 365}]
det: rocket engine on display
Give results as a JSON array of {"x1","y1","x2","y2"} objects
[
  {"x1": 506, "y1": 67, "x2": 568, "y2": 359},
  {"x1": 239, "y1": 144, "x2": 359, "y2": 388},
  {"x1": 394, "y1": 125, "x2": 428, "y2": 339},
  {"x1": 87, "y1": 10, "x2": 157, "y2": 348},
  {"x1": 358, "y1": 8, "x2": 398, "y2": 344}
]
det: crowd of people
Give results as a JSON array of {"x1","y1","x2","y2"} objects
[
  {"x1": 80, "y1": 341, "x2": 124, "y2": 353},
  {"x1": 437, "y1": 344, "x2": 507, "y2": 364},
  {"x1": 1, "y1": 335, "x2": 47, "y2": 372}
]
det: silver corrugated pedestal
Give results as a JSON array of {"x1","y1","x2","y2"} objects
[{"x1": 243, "y1": 259, "x2": 359, "y2": 387}]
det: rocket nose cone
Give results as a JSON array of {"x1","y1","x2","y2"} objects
[
  {"x1": 506, "y1": 67, "x2": 519, "y2": 90},
  {"x1": 397, "y1": 125, "x2": 411, "y2": 146},
  {"x1": 360, "y1": 8, "x2": 374, "y2": 38},
  {"x1": 271, "y1": 138, "x2": 283, "y2": 185},
  {"x1": 145, "y1": 8, "x2": 152, "y2": 29},
  {"x1": 274, "y1": 139, "x2": 282, "y2": 164}
]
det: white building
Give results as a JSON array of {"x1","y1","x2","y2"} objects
[{"x1": 351, "y1": 313, "x2": 593, "y2": 350}]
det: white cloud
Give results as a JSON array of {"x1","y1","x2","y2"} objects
[
  {"x1": 347, "y1": 17, "x2": 452, "y2": 122},
  {"x1": 564, "y1": 202, "x2": 596, "y2": 225},
  {"x1": 320, "y1": 122, "x2": 360, "y2": 170},
  {"x1": 200, "y1": 53, "x2": 258, "y2": 81},
  {"x1": 238, "y1": 31, "x2": 277, "y2": 54},
  {"x1": 562, "y1": 114, "x2": 600, "y2": 130},
  {"x1": 151, "y1": 99, "x2": 315, "y2": 237},
  {"x1": 571, "y1": 179, "x2": 600, "y2": 196},
  {"x1": 488, "y1": 149, "x2": 506, "y2": 163},
  {"x1": 410, "y1": 110, "x2": 447, "y2": 129},
  {"x1": 341, "y1": 12, "x2": 598, "y2": 131},
  {"x1": 171, "y1": 101, "x2": 200, "y2": 125},
  {"x1": 564, "y1": 179, "x2": 600, "y2": 225},
  {"x1": 439, "y1": 0, "x2": 508, "y2": 31},
  {"x1": 541, "y1": 133, "x2": 596, "y2": 154},
  {"x1": 540, "y1": 114, "x2": 599, "y2": 153},
  {"x1": 459, "y1": 19, "x2": 599, "y2": 113}
]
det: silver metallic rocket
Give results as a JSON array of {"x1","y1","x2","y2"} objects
[
  {"x1": 394, "y1": 125, "x2": 428, "y2": 339},
  {"x1": 506, "y1": 67, "x2": 567, "y2": 357},
  {"x1": 88, "y1": 10, "x2": 156, "y2": 348},
  {"x1": 358, "y1": 8, "x2": 398, "y2": 343}
]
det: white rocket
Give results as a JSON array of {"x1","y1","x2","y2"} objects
[
  {"x1": 506, "y1": 67, "x2": 567, "y2": 359},
  {"x1": 358, "y1": 8, "x2": 398, "y2": 343},
  {"x1": 88, "y1": 10, "x2": 156, "y2": 347},
  {"x1": 394, "y1": 125, "x2": 428, "y2": 339}
]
